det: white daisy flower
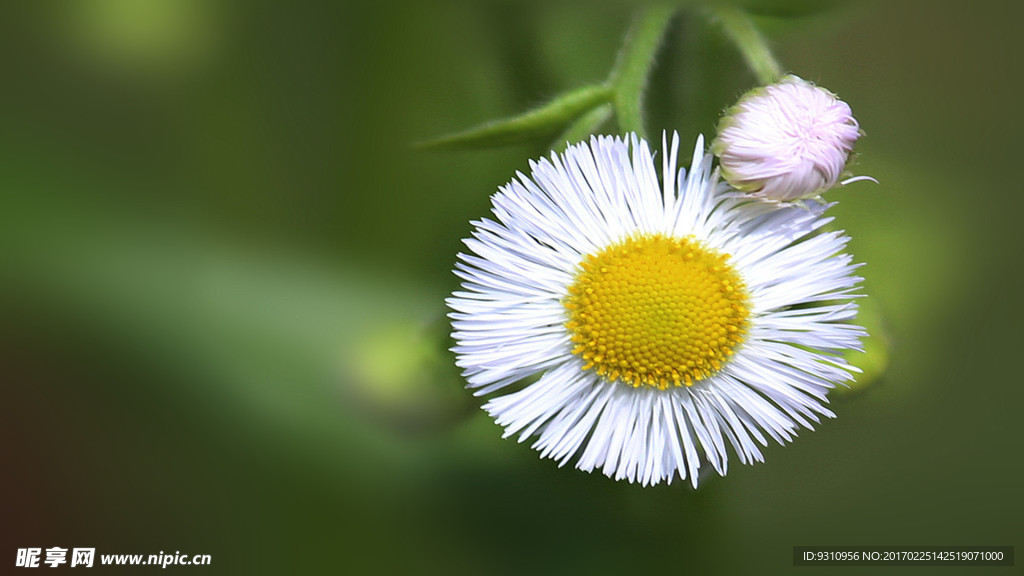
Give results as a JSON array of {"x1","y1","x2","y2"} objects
[{"x1": 447, "y1": 133, "x2": 864, "y2": 487}]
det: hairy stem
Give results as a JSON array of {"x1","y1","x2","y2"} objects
[
  {"x1": 710, "y1": 6, "x2": 783, "y2": 85},
  {"x1": 607, "y1": 5, "x2": 677, "y2": 138}
]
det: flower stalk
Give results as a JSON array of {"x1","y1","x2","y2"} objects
[
  {"x1": 607, "y1": 5, "x2": 677, "y2": 138},
  {"x1": 709, "y1": 6, "x2": 783, "y2": 85}
]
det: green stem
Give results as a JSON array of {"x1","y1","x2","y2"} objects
[
  {"x1": 710, "y1": 6, "x2": 783, "y2": 85},
  {"x1": 553, "y1": 103, "x2": 613, "y2": 151},
  {"x1": 607, "y1": 4, "x2": 676, "y2": 138},
  {"x1": 417, "y1": 84, "x2": 612, "y2": 149}
]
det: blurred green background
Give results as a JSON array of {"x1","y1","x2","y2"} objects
[{"x1": 3, "y1": 1, "x2": 1021, "y2": 574}]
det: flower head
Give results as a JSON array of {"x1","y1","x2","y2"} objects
[
  {"x1": 448, "y1": 133, "x2": 864, "y2": 486},
  {"x1": 712, "y1": 75, "x2": 862, "y2": 202}
]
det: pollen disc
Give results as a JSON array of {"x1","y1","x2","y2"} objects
[{"x1": 564, "y1": 234, "x2": 750, "y2": 389}]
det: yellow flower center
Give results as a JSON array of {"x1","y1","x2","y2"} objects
[{"x1": 564, "y1": 234, "x2": 750, "y2": 389}]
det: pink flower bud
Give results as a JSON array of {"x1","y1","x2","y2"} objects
[{"x1": 712, "y1": 76, "x2": 863, "y2": 202}]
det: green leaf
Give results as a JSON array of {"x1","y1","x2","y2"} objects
[
  {"x1": 417, "y1": 84, "x2": 611, "y2": 150},
  {"x1": 838, "y1": 294, "x2": 890, "y2": 394}
]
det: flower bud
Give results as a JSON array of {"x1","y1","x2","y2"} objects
[{"x1": 712, "y1": 75, "x2": 862, "y2": 202}]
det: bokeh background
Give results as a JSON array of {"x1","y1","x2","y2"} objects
[{"x1": 3, "y1": 0, "x2": 1021, "y2": 574}]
